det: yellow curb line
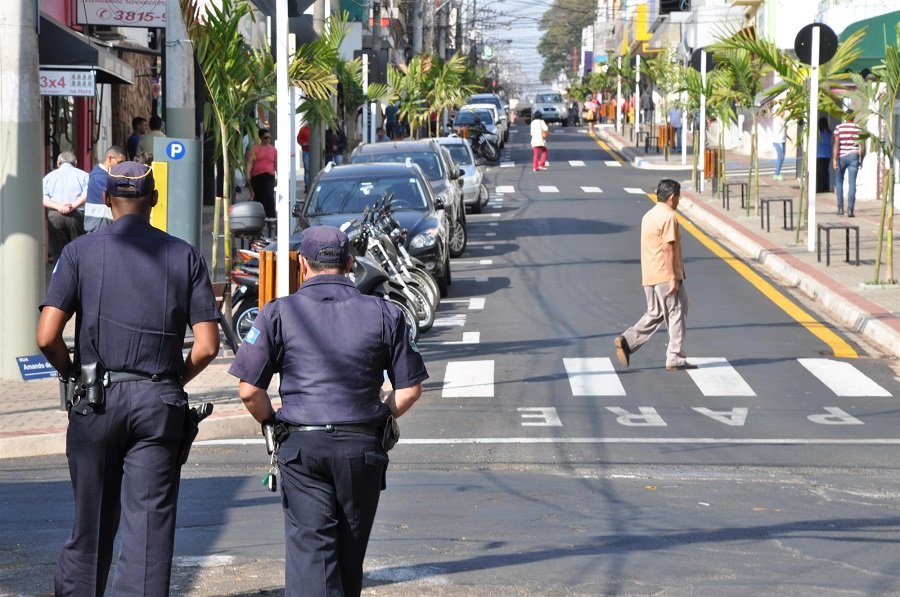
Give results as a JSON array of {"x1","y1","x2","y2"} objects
[
  {"x1": 641, "y1": 193, "x2": 857, "y2": 359},
  {"x1": 588, "y1": 127, "x2": 627, "y2": 164}
]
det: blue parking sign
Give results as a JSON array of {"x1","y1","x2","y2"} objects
[{"x1": 166, "y1": 141, "x2": 186, "y2": 160}]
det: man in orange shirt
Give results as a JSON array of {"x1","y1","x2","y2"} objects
[{"x1": 615, "y1": 179, "x2": 695, "y2": 371}]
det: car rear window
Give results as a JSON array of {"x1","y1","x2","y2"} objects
[
  {"x1": 306, "y1": 176, "x2": 428, "y2": 215},
  {"x1": 536, "y1": 93, "x2": 563, "y2": 103},
  {"x1": 453, "y1": 110, "x2": 494, "y2": 126},
  {"x1": 442, "y1": 143, "x2": 473, "y2": 166},
  {"x1": 351, "y1": 151, "x2": 444, "y2": 181}
]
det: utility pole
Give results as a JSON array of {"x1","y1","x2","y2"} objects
[
  {"x1": 308, "y1": 0, "x2": 325, "y2": 184},
  {"x1": 413, "y1": 0, "x2": 423, "y2": 54},
  {"x1": 165, "y1": 0, "x2": 195, "y2": 138},
  {"x1": 423, "y1": 0, "x2": 434, "y2": 54},
  {"x1": 0, "y1": 1, "x2": 44, "y2": 380}
]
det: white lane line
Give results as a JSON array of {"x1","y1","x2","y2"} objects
[
  {"x1": 563, "y1": 358, "x2": 626, "y2": 396},
  {"x1": 491, "y1": 213, "x2": 501, "y2": 218},
  {"x1": 581, "y1": 186, "x2": 603, "y2": 193},
  {"x1": 443, "y1": 360, "x2": 494, "y2": 397},
  {"x1": 420, "y1": 331, "x2": 481, "y2": 346},
  {"x1": 433, "y1": 314, "x2": 466, "y2": 327},
  {"x1": 488, "y1": 222, "x2": 499, "y2": 227},
  {"x1": 496, "y1": 185, "x2": 515, "y2": 193},
  {"x1": 569, "y1": 160, "x2": 586, "y2": 167},
  {"x1": 538, "y1": 186, "x2": 559, "y2": 193},
  {"x1": 439, "y1": 298, "x2": 485, "y2": 309},
  {"x1": 798, "y1": 358, "x2": 892, "y2": 396},
  {"x1": 624, "y1": 187, "x2": 645, "y2": 194},
  {"x1": 451, "y1": 259, "x2": 494, "y2": 265},
  {"x1": 485, "y1": 232, "x2": 496, "y2": 237},
  {"x1": 605, "y1": 161, "x2": 622, "y2": 167},
  {"x1": 198, "y1": 438, "x2": 900, "y2": 447},
  {"x1": 500, "y1": 162, "x2": 515, "y2": 168},
  {"x1": 685, "y1": 358, "x2": 756, "y2": 396}
]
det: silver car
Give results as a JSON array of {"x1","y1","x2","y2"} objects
[{"x1": 435, "y1": 135, "x2": 489, "y2": 214}]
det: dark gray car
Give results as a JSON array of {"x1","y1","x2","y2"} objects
[{"x1": 350, "y1": 139, "x2": 468, "y2": 257}]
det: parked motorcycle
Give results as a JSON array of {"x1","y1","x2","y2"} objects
[{"x1": 468, "y1": 126, "x2": 500, "y2": 162}]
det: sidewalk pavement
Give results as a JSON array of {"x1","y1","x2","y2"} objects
[{"x1": 597, "y1": 123, "x2": 900, "y2": 361}]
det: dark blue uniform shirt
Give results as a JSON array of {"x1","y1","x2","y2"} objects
[
  {"x1": 41, "y1": 214, "x2": 220, "y2": 375},
  {"x1": 228, "y1": 274, "x2": 428, "y2": 425}
]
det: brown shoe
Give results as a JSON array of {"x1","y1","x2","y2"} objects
[
  {"x1": 614, "y1": 336, "x2": 630, "y2": 368},
  {"x1": 666, "y1": 361, "x2": 698, "y2": 372}
]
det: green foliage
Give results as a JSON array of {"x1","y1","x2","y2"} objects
[
  {"x1": 389, "y1": 53, "x2": 476, "y2": 138},
  {"x1": 537, "y1": 0, "x2": 597, "y2": 83},
  {"x1": 292, "y1": 13, "x2": 352, "y2": 129}
]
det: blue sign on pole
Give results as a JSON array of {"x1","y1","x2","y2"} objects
[
  {"x1": 16, "y1": 354, "x2": 58, "y2": 381},
  {"x1": 166, "y1": 141, "x2": 187, "y2": 160}
]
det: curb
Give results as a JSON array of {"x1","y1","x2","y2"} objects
[
  {"x1": 598, "y1": 127, "x2": 900, "y2": 360},
  {"x1": 0, "y1": 405, "x2": 258, "y2": 460}
]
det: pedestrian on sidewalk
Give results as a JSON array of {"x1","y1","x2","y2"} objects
[
  {"x1": 668, "y1": 105, "x2": 683, "y2": 152},
  {"x1": 772, "y1": 110, "x2": 788, "y2": 180},
  {"x1": 247, "y1": 128, "x2": 277, "y2": 218},
  {"x1": 228, "y1": 225, "x2": 427, "y2": 597},
  {"x1": 42, "y1": 150, "x2": 88, "y2": 263},
  {"x1": 530, "y1": 111, "x2": 549, "y2": 171},
  {"x1": 614, "y1": 179, "x2": 695, "y2": 372},
  {"x1": 816, "y1": 117, "x2": 833, "y2": 194},
  {"x1": 297, "y1": 123, "x2": 311, "y2": 193},
  {"x1": 84, "y1": 145, "x2": 125, "y2": 233},
  {"x1": 833, "y1": 109, "x2": 866, "y2": 217},
  {"x1": 37, "y1": 161, "x2": 220, "y2": 596}
]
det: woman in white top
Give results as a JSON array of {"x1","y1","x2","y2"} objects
[{"x1": 530, "y1": 112, "x2": 549, "y2": 171}]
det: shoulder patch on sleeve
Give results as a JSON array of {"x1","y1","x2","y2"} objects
[{"x1": 245, "y1": 326, "x2": 261, "y2": 345}]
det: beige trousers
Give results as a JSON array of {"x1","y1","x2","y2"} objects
[{"x1": 622, "y1": 281, "x2": 689, "y2": 367}]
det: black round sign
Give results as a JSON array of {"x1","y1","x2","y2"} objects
[
  {"x1": 794, "y1": 23, "x2": 838, "y2": 65},
  {"x1": 690, "y1": 48, "x2": 716, "y2": 73}
]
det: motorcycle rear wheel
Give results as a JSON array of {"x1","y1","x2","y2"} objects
[
  {"x1": 407, "y1": 267, "x2": 440, "y2": 311},
  {"x1": 479, "y1": 140, "x2": 500, "y2": 162},
  {"x1": 233, "y1": 300, "x2": 259, "y2": 344}
]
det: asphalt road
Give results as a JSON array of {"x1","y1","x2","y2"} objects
[{"x1": 3, "y1": 122, "x2": 900, "y2": 596}]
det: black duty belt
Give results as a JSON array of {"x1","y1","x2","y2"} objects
[
  {"x1": 107, "y1": 371, "x2": 180, "y2": 384},
  {"x1": 287, "y1": 424, "x2": 381, "y2": 438}
]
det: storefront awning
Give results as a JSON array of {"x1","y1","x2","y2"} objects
[
  {"x1": 38, "y1": 14, "x2": 134, "y2": 86},
  {"x1": 839, "y1": 10, "x2": 900, "y2": 73}
]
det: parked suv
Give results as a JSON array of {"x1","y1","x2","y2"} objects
[
  {"x1": 351, "y1": 139, "x2": 468, "y2": 257},
  {"x1": 532, "y1": 92, "x2": 569, "y2": 126}
]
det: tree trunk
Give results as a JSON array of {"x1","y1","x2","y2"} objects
[
  {"x1": 795, "y1": 138, "x2": 809, "y2": 245},
  {"x1": 748, "y1": 111, "x2": 758, "y2": 217},
  {"x1": 874, "y1": 168, "x2": 888, "y2": 282},
  {"x1": 220, "y1": 119, "x2": 234, "y2": 328}
]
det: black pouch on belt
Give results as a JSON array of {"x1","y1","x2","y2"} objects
[
  {"x1": 80, "y1": 362, "x2": 107, "y2": 408},
  {"x1": 180, "y1": 402, "x2": 214, "y2": 465},
  {"x1": 381, "y1": 415, "x2": 400, "y2": 452}
]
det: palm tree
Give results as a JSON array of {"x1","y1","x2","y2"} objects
[
  {"x1": 716, "y1": 26, "x2": 864, "y2": 242},
  {"x1": 179, "y1": 0, "x2": 274, "y2": 320},
  {"x1": 846, "y1": 24, "x2": 900, "y2": 283},
  {"x1": 644, "y1": 46, "x2": 684, "y2": 161},
  {"x1": 424, "y1": 54, "x2": 477, "y2": 136}
]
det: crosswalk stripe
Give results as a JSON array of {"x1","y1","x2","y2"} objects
[
  {"x1": 798, "y1": 358, "x2": 892, "y2": 396},
  {"x1": 605, "y1": 161, "x2": 622, "y2": 167},
  {"x1": 684, "y1": 358, "x2": 756, "y2": 396},
  {"x1": 433, "y1": 314, "x2": 466, "y2": 327},
  {"x1": 624, "y1": 187, "x2": 645, "y2": 194},
  {"x1": 500, "y1": 162, "x2": 515, "y2": 168},
  {"x1": 496, "y1": 185, "x2": 515, "y2": 193},
  {"x1": 468, "y1": 298, "x2": 485, "y2": 310},
  {"x1": 419, "y1": 332, "x2": 481, "y2": 346},
  {"x1": 581, "y1": 186, "x2": 603, "y2": 193},
  {"x1": 538, "y1": 186, "x2": 559, "y2": 193},
  {"x1": 443, "y1": 360, "x2": 494, "y2": 397},
  {"x1": 563, "y1": 358, "x2": 625, "y2": 396},
  {"x1": 569, "y1": 160, "x2": 585, "y2": 167}
]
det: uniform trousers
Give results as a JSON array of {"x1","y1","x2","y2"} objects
[
  {"x1": 55, "y1": 381, "x2": 187, "y2": 597},
  {"x1": 48, "y1": 210, "x2": 84, "y2": 262},
  {"x1": 277, "y1": 428, "x2": 388, "y2": 597},
  {"x1": 622, "y1": 281, "x2": 689, "y2": 368}
]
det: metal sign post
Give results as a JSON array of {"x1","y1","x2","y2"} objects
[
  {"x1": 616, "y1": 56, "x2": 622, "y2": 133},
  {"x1": 276, "y1": 0, "x2": 290, "y2": 297}
]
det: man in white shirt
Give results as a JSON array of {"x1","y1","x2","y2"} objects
[{"x1": 42, "y1": 151, "x2": 88, "y2": 262}]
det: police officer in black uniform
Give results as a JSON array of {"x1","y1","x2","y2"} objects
[
  {"x1": 228, "y1": 225, "x2": 427, "y2": 597},
  {"x1": 37, "y1": 161, "x2": 221, "y2": 596}
]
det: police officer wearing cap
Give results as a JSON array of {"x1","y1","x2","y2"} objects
[
  {"x1": 37, "y1": 161, "x2": 221, "y2": 596},
  {"x1": 229, "y1": 225, "x2": 428, "y2": 597}
]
